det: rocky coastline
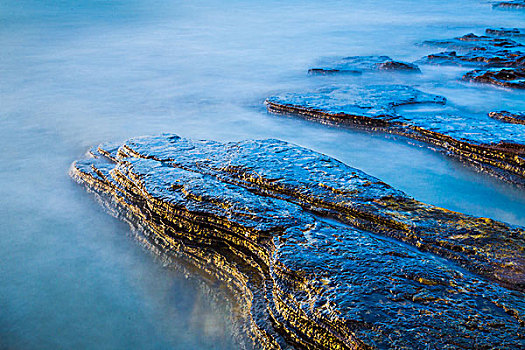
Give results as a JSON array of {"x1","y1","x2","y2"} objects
[
  {"x1": 265, "y1": 27, "x2": 525, "y2": 186},
  {"x1": 71, "y1": 134, "x2": 525, "y2": 349}
]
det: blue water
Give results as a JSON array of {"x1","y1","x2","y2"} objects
[{"x1": 1, "y1": 0, "x2": 524, "y2": 348}]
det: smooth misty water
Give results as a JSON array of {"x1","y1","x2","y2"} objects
[{"x1": 1, "y1": 0, "x2": 524, "y2": 348}]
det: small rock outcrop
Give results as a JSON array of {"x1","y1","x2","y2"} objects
[
  {"x1": 486, "y1": 27, "x2": 525, "y2": 37},
  {"x1": 72, "y1": 134, "x2": 525, "y2": 349},
  {"x1": 464, "y1": 67, "x2": 525, "y2": 88},
  {"x1": 308, "y1": 56, "x2": 420, "y2": 75},
  {"x1": 420, "y1": 31, "x2": 525, "y2": 88},
  {"x1": 266, "y1": 85, "x2": 525, "y2": 184},
  {"x1": 493, "y1": 0, "x2": 525, "y2": 8},
  {"x1": 489, "y1": 110, "x2": 525, "y2": 124},
  {"x1": 420, "y1": 33, "x2": 524, "y2": 67}
]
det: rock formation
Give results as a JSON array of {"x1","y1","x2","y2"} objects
[
  {"x1": 493, "y1": 0, "x2": 525, "y2": 8},
  {"x1": 266, "y1": 84, "x2": 525, "y2": 185},
  {"x1": 420, "y1": 32, "x2": 525, "y2": 88},
  {"x1": 72, "y1": 134, "x2": 525, "y2": 349},
  {"x1": 464, "y1": 67, "x2": 525, "y2": 88},
  {"x1": 489, "y1": 110, "x2": 525, "y2": 124},
  {"x1": 486, "y1": 28, "x2": 525, "y2": 37},
  {"x1": 308, "y1": 56, "x2": 420, "y2": 75}
]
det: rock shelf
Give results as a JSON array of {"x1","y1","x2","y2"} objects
[
  {"x1": 72, "y1": 134, "x2": 525, "y2": 349},
  {"x1": 308, "y1": 56, "x2": 420, "y2": 75},
  {"x1": 489, "y1": 110, "x2": 525, "y2": 124},
  {"x1": 266, "y1": 84, "x2": 525, "y2": 185}
]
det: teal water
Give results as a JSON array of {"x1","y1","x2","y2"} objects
[{"x1": 1, "y1": 0, "x2": 524, "y2": 348}]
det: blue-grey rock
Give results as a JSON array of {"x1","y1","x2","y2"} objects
[
  {"x1": 266, "y1": 84, "x2": 525, "y2": 184},
  {"x1": 71, "y1": 134, "x2": 525, "y2": 349},
  {"x1": 308, "y1": 56, "x2": 420, "y2": 75}
]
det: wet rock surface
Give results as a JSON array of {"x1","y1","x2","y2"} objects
[
  {"x1": 490, "y1": 110, "x2": 525, "y2": 124},
  {"x1": 72, "y1": 134, "x2": 525, "y2": 349},
  {"x1": 421, "y1": 33, "x2": 524, "y2": 67},
  {"x1": 486, "y1": 27, "x2": 525, "y2": 37},
  {"x1": 423, "y1": 33, "x2": 524, "y2": 50},
  {"x1": 268, "y1": 85, "x2": 446, "y2": 124},
  {"x1": 463, "y1": 67, "x2": 525, "y2": 88},
  {"x1": 420, "y1": 31, "x2": 525, "y2": 88},
  {"x1": 266, "y1": 85, "x2": 525, "y2": 185},
  {"x1": 308, "y1": 56, "x2": 420, "y2": 75},
  {"x1": 493, "y1": 0, "x2": 525, "y2": 8}
]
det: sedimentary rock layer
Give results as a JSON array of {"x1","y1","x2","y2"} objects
[
  {"x1": 72, "y1": 134, "x2": 525, "y2": 349},
  {"x1": 265, "y1": 84, "x2": 525, "y2": 185},
  {"x1": 421, "y1": 33, "x2": 524, "y2": 67},
  {"x1": 490, "y1": 110, "x2": 525, "y2": 124},
  {"x1": 486, "y1": 28, "x2": 525, "y2": 37},
  {"x1": 308, "y1": 56, "x2": 420, "y2": 75},
  {"x1": 493, "y1": 0, "x2": 525, "y2": 8},
  {"x1": 463, "y1": 67, "x2": 525, "y2": 88},
  {"x1": 420, "y1": 32, "x2": 525, "y2": 88}
]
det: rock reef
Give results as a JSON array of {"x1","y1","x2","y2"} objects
[
  {"x1": 266, "y1": 84, "x2": 525, "y2": 185},
  {"x1": 490, "y1": 110, "x2": 525, "y2": 124},
  {"x1": 493, "y1": 0, "x2": 525, "y2": 8},
  {"x1": 421, "y1": 33, "x2": 524, "y2": 67},
  {"x1": 486, "y1": 28, "x2": 525, "y2": 37},
  {"x1": 72, "y1": 134, "x2": 525, "y2": 349},
  {"x1": 420, "y1": 32, "x2": 525, "y2": 88},
  {"x1": 463, "y1": 67, "x2": 525, "y2": 88},
  {"x1": 308, "y1": 56, "x2": 420, "y2": 75}
]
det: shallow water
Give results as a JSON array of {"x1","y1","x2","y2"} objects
[{"x1": 1, "y1": 0, "x2": 524, "y2": 348}]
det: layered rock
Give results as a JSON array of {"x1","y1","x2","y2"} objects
[
  {"x1": 486, "y1": 28, "x2": 525, "y2": 37},
  {"x1": 265, "y1": 85, "x2": 525, "y2": 185},
  {"x1": 493, "y1": 0, "x2": 525, "y2": 8},
  {"x1": 72, "y1": 134, "x2": 525, "y2": 349},
  {"x1": 423, "y1": 33, "x2": 523, "y2": 51},
  {"x1": 421, "y1": 50, "x2": 525, "y2": 68},
  {"x1": 308, "y1": 56, "x2": 420, "y2": 75},
  {"x1": 464, "y1": 67, "x2": 525, "y2": 88},
  {"x1": 420, "y1": 33, "x2": 524, "y2": 67},
  {"x1": 490, "y1": 110, "x2": 525, "y2": 124},
  {"x1": 420, "y1": 32, "x2": 525, "y2": 88}
]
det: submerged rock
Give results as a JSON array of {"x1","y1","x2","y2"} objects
[
  {"x1": 266, "y1": 85, "x2": 525, "y2": 185},
  {"x1": 490, "y1": 110, "x2": 525, "y2": 124},
  {"x1": 463, "y1": 67, "x2": 525, "y2": 88},
  {"x1": 423, "y1": 33, "x2": 524, "y2": 51},
  {"x1": 420, "y1": 33, "x2": 524, "y2": 68},
  {"x1": 421, "y1": 50, "x2": 525, "y2": 67},
  {"x1": 493, "y1": 0, "x2": 525, "y2": 8},
  {"x1": 486, "y1": 27, "x2": 525, "y2": 37},
  {"x1": 72, "y1": 134, "x2": 525, "y2": 349},
  {"x1": 308, "y1": 56, "x2": 420, "y2": 75},
  {"x1": 420, "y1": 31, "x2": 525, "y2": 89}
]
